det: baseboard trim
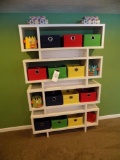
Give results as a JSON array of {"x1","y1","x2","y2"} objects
[
  {"x1": 0, "y1": 114, "x2": 120, "y2": 133},
  {"x1": 0, "y1": 125, "x2": 32, "y2": 133},
  {"x1": 99, "y1": 114, "x2": 120, "y2": 120}
]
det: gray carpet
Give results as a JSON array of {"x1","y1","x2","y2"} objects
[{"x1": 0, "y1": 118, "x2": 120, "y2": 160}]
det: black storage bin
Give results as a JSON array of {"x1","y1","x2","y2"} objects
[
  {"x1": 34, "y1": 117, "x2": 51, "y2": 131},
  {"x1": 40, "y1": 35, "x2": 61, "y2": 48},
  {"x1": 45, "y1": 90, "x2": 63, "y2": 106}
]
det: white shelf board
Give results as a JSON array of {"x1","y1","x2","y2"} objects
[
  {"x1": 19, "y1": 24, "x2": 105, "y2": 28},
  {"x1": 43, "y1": 84, "x2": 85, "y2": 91},
  {"x1": 31, "y1": 103, "x2": 100, "y2": 118},
  {"x1": 86, "y1": 122, "x2": 98, "y2": 127},
  {"x1": 46, "y1": 108, "x2": 85, "y2": 115},
  {"x1": 40, "y1": 57, "x2": 87, "y2": 61},
  {"x1": 26, "y1": 77, "x2": 86, "y2": 84},
  {"x1": 40, "y1": 46, "x2": 103, "y2": 51},
  {"x1": 21, "y1": 49, "x2": 39, "y2": 52},
  {"x1": 44, "y1": 83, "x2": 100, "y2": 91},
  {"x1": 88, "y1": 80, "x2": 101, "y2": 86},
  {"x1": 41, "y1": 47, "x2": 88, "y2": 51},
  {"x1": 31, "y1": 109, "x2": 85, "y2": 118},
  {"x1": 88, "y1": 75, "x2": 102, "y2": 79},
  {"x1": 46, "y1": 105, "x2": 85, "y2": 115},
  {"x1": 26, "y1": 77, "x2": 101, "y2": 85},
  {"x1": 30, "y1": 107, "x2": 45, "y2": 111},
  {"x1": 27, "y1": 84, "x2": 42, "y2": 93},
  {"x1": 33, "y1": 124, "x2": 85, "y2": 134},
  {"x1": 46, "y1": 103, "x2": 85, "y2": 110},
  {"x1": 21, "y1": 47, "x2": 103, "y2": 53},
  {"x1": 26, "y1": 80, "x2": 45, "y2": 84},
  {"x1": 23, "y1": 57, "x2": 87, "y2": 63},
  {"x1": 30, "y1": 103, "x2": 100, "y2": 112},
  {"x1": 88, "y1": 56, "x2": 103, "y2": 59},
  {"x1": 27, "y1": 80, "x2": 100, "y2": 92},
  {"x1": 87, "y1": 104, "x2": 99, "y2": 111}
]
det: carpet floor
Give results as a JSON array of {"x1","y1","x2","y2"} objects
[{"x1": 0, "y1": 118, "x2": 120, "y2": 160}]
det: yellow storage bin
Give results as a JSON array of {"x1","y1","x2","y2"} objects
[
  {"x1": 62, "y1": 89, "x2": 79, "y2": 104},
  {"x1": 67, "y1": 64, "x2": 85, "y2": 78},
  {"x1": 68, "y1": 114, "x2": 83, "y2": 127}
]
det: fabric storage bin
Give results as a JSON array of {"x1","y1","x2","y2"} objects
[
  {"x1": 45, "y1": 90, "x2": 63, "y2": 106},
  {"x1": 67, "y1": 64, "x2": 85, "y2": 78},
  {"x1": 87, "y1": 112, "x2": 96, "y2": 123},
  {"x1": 62, "y1": 89, "x2": 79, "y2": 104},
  {"x1": 83, "y1": 34, "x2": 101, "y2": 46},
  {"x1": 40, "y1": 35, "x2": 61, "y2": 48},
  {"x1": 68, "y1": 114, "x2": 83, "y2": 126},
  {"x1": 27, "y1": 67, "x2": 47, "y2": 81},
  {"x1": 48, "y1": 66, "x2": 67, "y2": 79},
  {"x1": 51, "y1": 115, "x2": 67, "y2": 129},
  {"x1": 78, "y1": 88, "x2": 97, "y2": 102},
  {"x1": 63, "y1": 34, "x2": 83, "y2": 47},
  {"x1": 34, "y1": 118, "x2": 51, "y2": 131}
]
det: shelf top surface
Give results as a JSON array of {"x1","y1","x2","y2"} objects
[
  {"x1": 21, "y1": 46, "x2": 104, "y2": 52},
  {"x1": 18, "y1": 24, "x2": 105, "y2": 28},
  {"x1": 23, "y1": 55, "x2": 103, "y2": 63}
]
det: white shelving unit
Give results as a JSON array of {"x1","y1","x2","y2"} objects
[{"x1": 18, "y1": 24, "x2": 105, "y2": 137}]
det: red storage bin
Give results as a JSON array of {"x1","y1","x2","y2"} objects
[
  {"x1": 78, "y1": 88, "x2": 97, "y2": 102},
  {"x1": 87, "y1": 112, "x2": 96, "y2": 123},
  {"x1": 27, "y1": 67, "x2": 47, "y2": 81},
  {"x1": 63, "y1": 34, "x2": 83, "y2": 47}
]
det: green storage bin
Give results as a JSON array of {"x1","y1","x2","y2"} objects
[
  {"x1": 84, "y1": 34, "x2": 101, "y2": 46},
  {"x1": 48, "y1": 66, "x2": 67, "y2": 79},
  {"x1": 51, "y1": 116, "x2": 67, "y2": 129}
]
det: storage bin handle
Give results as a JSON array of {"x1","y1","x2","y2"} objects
[
  {"x1": 69, "y1": 96, "x2": 73, "y2": 99},
  {"x1": 48, "y1": 37, "x2": 53, "y2": 42},
  {"x1": 74, "y1": 119, "x2": 77, "y2": 122},
  {"x1": 52, "y1": 97, "x2": 56, "y2": 101},
  {"x1": 35, "y1": 70, "x2": 39, "y2": 74},
  {"x1": 40, "y1": 123, "x2": 44, "y2": 126},
  {"x1": 71, "y1": 36, "x2": 75, "y2": 40},
  {"x1": 58, "y1": 121, "x2": 61, "y2": 124},
  {"x1": 87, "y1": 93, "x2": 90, "y2": 96},
  {"x1": 91, "y1": 36, "x2": 95, "y2": 40},
  {"x1": 74, "y1": 68, "x2": 78, "y2": 72}
]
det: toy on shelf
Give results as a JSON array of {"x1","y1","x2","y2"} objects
[
  {"x1": 89, "y1": 65, "x2": 100, "y2": 76},
  {"x1": 79, "y1": 16, "x2": 100, "y2": 24},
  {"x1": 27, "y1": 16, "x2": 48, "y2": 24},
  {"x1": 23, "y1": 36, "x2": 37, "y2": 49},
  {"x1": 31, "y1": 95, "x2": 43, "y2": 108}
]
